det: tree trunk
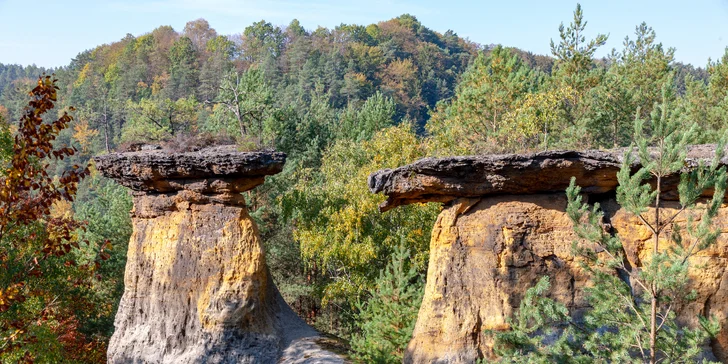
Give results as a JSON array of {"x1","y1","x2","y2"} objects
[
  {"x1": 236, "y1": 112, "x2": 246, "y2": 138},
  {"x1": 649, "y1": 174, "x2": 661, "y2": 364},
  {"x1": 103, "y1": 102, "x2": 110, "y2": 153}
]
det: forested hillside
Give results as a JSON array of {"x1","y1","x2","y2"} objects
[{"x1": 1, "y1": 5, "x2": 728, "y2": 362}]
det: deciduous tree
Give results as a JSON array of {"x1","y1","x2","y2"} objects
[{"x1": 0, "y1": 76, "x2": 109, "y2": 363}]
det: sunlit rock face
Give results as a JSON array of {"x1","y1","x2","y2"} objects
[
  {"x1": 95, "y1": 146, "x2": 345, "y2": 364},
  {"x1": 369, "y1": 146, "x2": 728, "y2": 363}
]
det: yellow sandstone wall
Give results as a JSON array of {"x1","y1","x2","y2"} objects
[
  {"x1": 95, "y1": 147, "x2": 346, "y2": 364},
  {"x1": 108, "y1": 194, "x2": 281, "y2": 363},
  {"x1": 405, "y1": 195, "x2": 728, "y2": 363}
]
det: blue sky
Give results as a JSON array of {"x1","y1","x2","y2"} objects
[{"x1": 1, "y1": 0, "x2": 727, "y2": 68}]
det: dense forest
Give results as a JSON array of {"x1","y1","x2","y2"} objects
[{"x1": 1, "y1": 4, "x2": 728, "y2": 362}]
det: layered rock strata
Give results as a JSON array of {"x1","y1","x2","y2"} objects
[
  {"x1": 95, "y1": 146, "x2": 344, "y2": 364},
  {"x1": 369, "y1": 146, "x2": 728, "y2": 363}
]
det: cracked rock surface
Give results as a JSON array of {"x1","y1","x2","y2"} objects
[
  {"x1": 369, "y1": 145, "x2": 728, "y2": 363},
  {"x1": 95, "y1": 146, "x2": 346, "y2": 364},
  {"x1": 369, "y1": 145, "x2": 728, "y2": 212}
]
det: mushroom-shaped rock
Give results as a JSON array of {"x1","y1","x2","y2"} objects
[
  {"x1": 94, "y1": 145, "x2": 286, "y2": 194},
  {"x1": 368, "y1": 150, "x2": 623, "y2": 212},
  {"x1": 369, "y1": 145, "x2": 728, "y2": 363},
  {"x1": 95, "y1": 146, "x2": 345, "y2": 364}
]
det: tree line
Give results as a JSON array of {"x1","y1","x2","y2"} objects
[{"x1": 1, "y1": 5, "x2": 727, "y2": 362}]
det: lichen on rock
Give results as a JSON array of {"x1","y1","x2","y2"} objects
[{"x1": 94, "y1": 145, "x2": 345, "y2": 364}]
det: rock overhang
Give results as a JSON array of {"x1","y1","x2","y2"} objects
[
  {"x1": 376, "y1": 144, "x2": 728, "y2": 363},
  {"x1": 93, "y1": 145, "x2": 287, "y2": 194},
  {"x1": 369, "y1": 145, "x2": 728, "y2": 212},
  {"x1": 95, "y1": 144, "x2": 346, "y2": 363}
]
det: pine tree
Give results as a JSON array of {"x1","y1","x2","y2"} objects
[
  {"x1": 427, "y1": 46, "x2": 541, "y2": 155},
  {"x1": 336, "y1": 91, "x2": 395, "y2": 142},
  {"x1": 550, "y1": 3, "x2": 608, "y2": 86},
  {"x1": 209, "y1": 68, "x2": 274, "y2": 142},
  {"x1": 350, "y1": 244, "x2": 424, "y2": 363},
  {"x1": 494, "y1": 85, "x2": 727, "y2": 363},
  {"x1": 612, "y1": 23, "x2": 675, "y2": 121},
  {"x1": 548, "y1": 3, "x2": 608, "y2": 144},
  {"x1": 168, "y1": 36, "x2": 199, "y2": 100}
]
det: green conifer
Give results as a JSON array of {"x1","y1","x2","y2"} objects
[
  {"x1": 350, "y1": 244, "x2": 424, "y2": 363},
  {"x1": 494, "y1": 85, "x2": 727, "y2": 363}
]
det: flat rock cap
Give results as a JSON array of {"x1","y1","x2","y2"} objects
[
  {"x1": 93, "y1": 145, "x2": 286, "y2": 193},
  {"x1": 369, "y1": 145, "x2": 728, "y2": 212}
]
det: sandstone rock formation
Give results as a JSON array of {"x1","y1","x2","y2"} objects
[
  {"x1": 95, "y1": 146, "x2": 345, "y2": 364},
  {"x1": 369, "y1": 146, "x2": 728, "y2": 363}
]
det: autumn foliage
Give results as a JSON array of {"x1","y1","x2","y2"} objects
[{"x1": 0, "y1": 76, "x2": 108, "y2": 363}]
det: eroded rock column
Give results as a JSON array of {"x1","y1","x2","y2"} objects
[
  {"x1": 369, "y1": 147, "x2": 728, "y2": 363},
  {"x1": 95, "y1": 146, "x2": 344, "y2": 364},
  {"x1": 405, "y1": 194, "x2": 588, "y2": 363}
]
